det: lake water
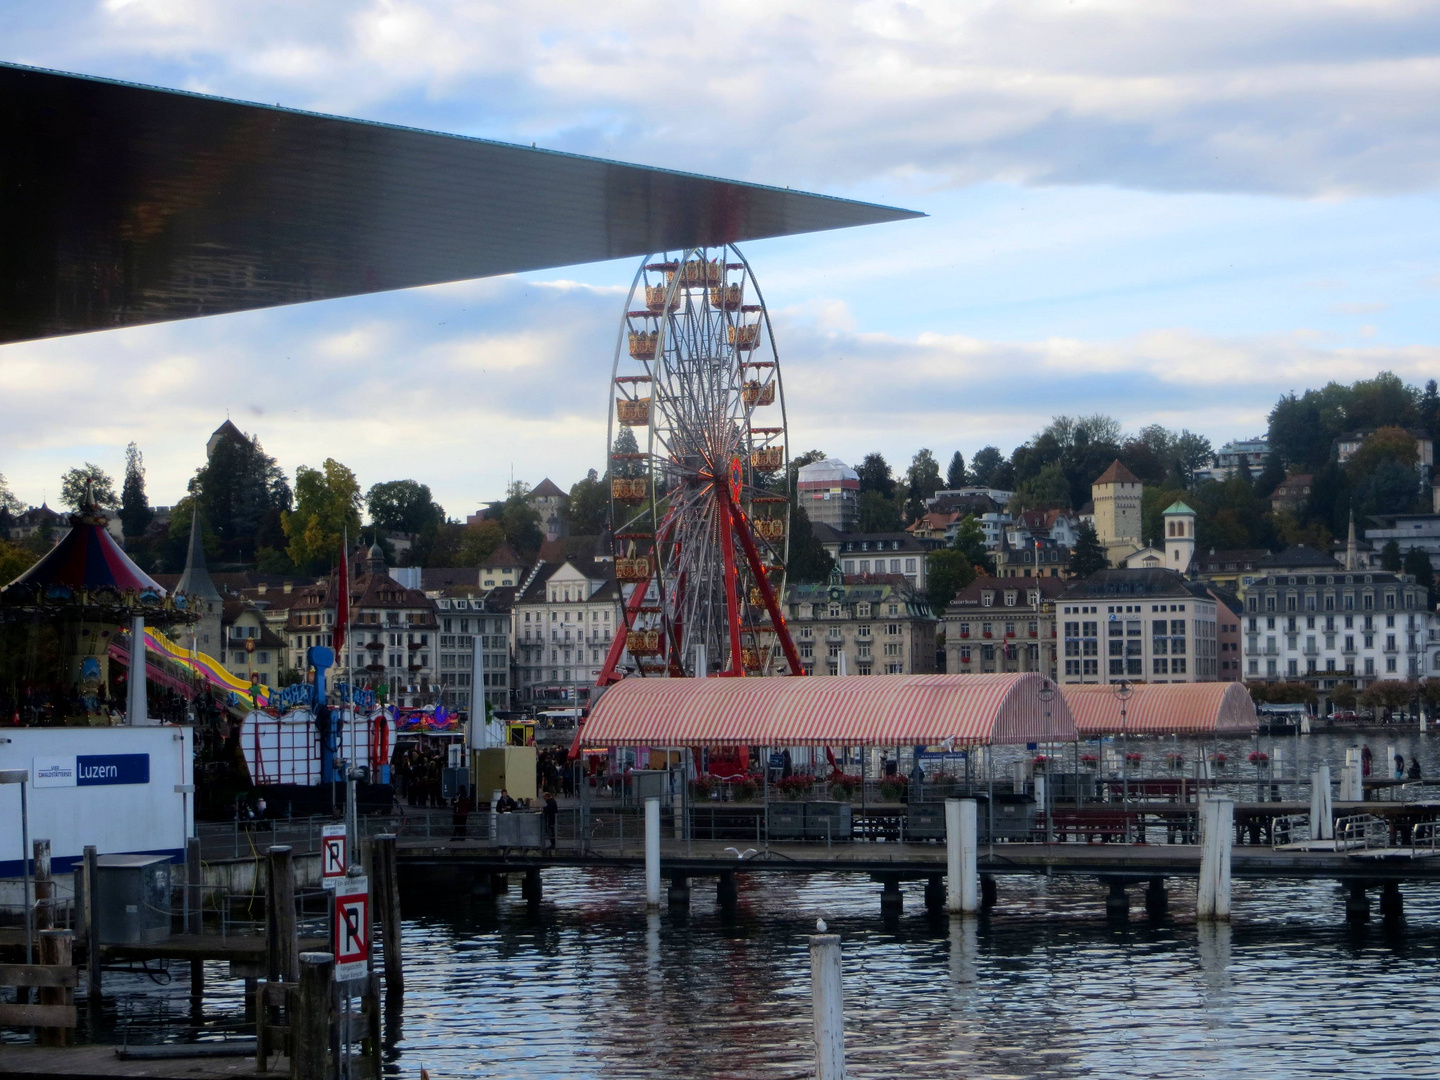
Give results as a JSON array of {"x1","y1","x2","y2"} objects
[{"x1": 30, "y1": 727, "x2": 1440, "y2": 1078}]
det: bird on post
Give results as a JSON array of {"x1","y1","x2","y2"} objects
[{"x1": 816, "y1": 918, "x2": 827, "y2": 932}]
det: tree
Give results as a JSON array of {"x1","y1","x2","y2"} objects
[
  {"x1": 856, "y1": 453, "x2": 896, "y2": 499},
  {"x1": 1403, "y1": 547, "x2": 1434, "y2": 587},
  {"x1": 786, "y1": 502, "x2": 833, "y2": 583},
  {"x1": 970, "y1": 446, "x2": 1006, "y2": 488},
  {"x1": 1346, "y1": 425, "x2": 1419, "y2": 479},
  {"x1": 1171, "y1": 431, "x2": 1214, "y2": 488},
  {"x1": 565, "y1": 470, "x2": 610, "y2": 535},
  {"x1": 1010, "y1": 461, "x2": 1071, "y2": 512},
  {"x1": 0, "y1": 537, "x2": 36, "y2": 583},
  {"x1": 499, "y1": 488, "x2": 544, "y2": 556},
  {"x1": 857, "y1": 489, "x2": 902, "y2": 532},
  {"x1": 1069, "y1": 523, "x2": 1109, "y2": 578},
  {"x1": 903, "y1": 449, "x2": 943, "y2": 521},
  {"x1": 927, "y1": 549, "x2": 975, "y2": 612},
  {"x1": 946, "y1": 451, "x2": 967, "y2": 490},
  {"x1": 283, "y1": 459, "x2": 363, "y2": 573},
  {"x1": 189, "y1": 433, "x2": 291, "y2": 559},
  {"x1": 1381, "y1": 539, "x2": 1403, "y2": 572},
  {"x1": 612, "y1": 428, "x2": 642, "y2": 478},
  {"x1": 60, "y1": 463, "x2": 116, "y2": 509},
  {"x1": 952, "y1": 515, "x2": 994, "y2": 576},
  {"x1": 1254, "y1": 451, "x2": 1287, "y2": 499},
  {"x1": 366, "y1": 480, "x2": 445, "y2": 536},
  {"x1": 1331, "y1": 683, "x2": 1358, "y2": 710},
  {"x1": 119, "y1": 442, "x2": 153, "y2": 538},
  {"x1": 0, "y1": 474, "x2": 22, "y2": 540}
]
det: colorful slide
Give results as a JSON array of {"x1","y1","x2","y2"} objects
[{"x1": 142, "y1": 627, "x2": 273, "y2": 707}]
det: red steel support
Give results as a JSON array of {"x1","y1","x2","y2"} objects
[{"x1": 726, "y1": 490, "x2": 806, "y2": 677}]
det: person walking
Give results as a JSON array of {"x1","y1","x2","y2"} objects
[
  {"x1": 1395, "y1": 753, "x2": 1406, "y2": 781},
  {"x1": 543, "y1": 791, "x2": 559, "y2": 851},
  {"x1": 451, "y1": 786, "x2": 473, "y2": 841}
]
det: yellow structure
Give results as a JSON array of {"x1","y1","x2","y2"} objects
[
  {"x1": 472, "y1": 746, "x2": 538, "y2": 802},
  {"x1": 1091, "y1": 459, "x2": 1144, "y2": 565}
]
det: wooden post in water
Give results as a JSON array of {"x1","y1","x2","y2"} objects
[
  {"x1": 33, "y1": 839, "x2": 52, "y2": 932},
  {"x1": 83, "y1": 845, "x2": 100, "y2": 1003},
  {"x1": 946, "y1": 798, "x2": 978, "y2": 915},
  {"x1": 809, "y1": 932, "x2": 846, "y2": 1080},
  {"x1": 645, "y1": 797, "x2": 661, "y2": 908},
  {"x1": 265, "y1": 846, "x2": 298, "y2": 984},
  {"x1": 186, "y1": 835, "x2": 203, "y2": 1007},
  {"x1": 1310, "y1": 764, "x2": 1334, "y2": 840},
  {"x1": 37, "y1": 928, "x2": 74, "y2": 1047},
  {"x1": 292, "y1": 952, "x2": 333, "y2": 1080},
  {"x1": 1197, "y1": 797, "x2": 1233, "y2": 921},
  {"x1": 372, "y1": 834, "x2": 405, "y2": 997}
]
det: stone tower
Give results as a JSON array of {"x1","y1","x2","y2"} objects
[
  {"x1": 1163, "y1": 500, "x2": 1197, "y2": 575},
  {"x1": 1091, "y1": 460, "x2": 1144, "y2": 563},
  {"x1": 175, "y1": 508, "x2": 223, "y2": 655}
]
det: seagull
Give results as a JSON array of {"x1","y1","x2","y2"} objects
[
  {"x1": 722, "y1": 847, "x2": 758, "y2": 860},
  {"x1": 816, "y1": 918, "x2": 827, "y2": 932}
]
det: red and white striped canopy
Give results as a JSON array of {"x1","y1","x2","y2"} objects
[
  {"x1": 1061, "y1": 682, "x2": 1257, "y2": 736},
  {"x1": 581, "y1": 673, "x2": 1076, "y2": 747}
]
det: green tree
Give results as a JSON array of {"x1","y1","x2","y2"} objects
[
  {"x1": 1010, "y1": 460, "x2": 1071, "y2": 512},
  {"x1": 119, "y1": 442, "x2": 153, "y2": 538},
  {"x1": 857, "y1": 453, "x2": 896, "y2": 499},
  {"x1": 1402, "y1": 546, "x2": 1434, "y2": 587},
  {"x1": 1331, "y1": 682, "x2": 1359, "y2": 710},
  {"x1": 952, "y1": 514, "x2": 995, "y2": 576},
  {"x1": 1069, "y1": 523, "x2": 1109, "y2": 577},
  {"x1": 904, "y1": 449, "x2": 943, "y2": 521},
  {"x1": 927, "y1": 548, "x2": 975, "y2": 612},
  {"x1": 1381, "y1": 539, "x2": 1403, "y2": 572},
  {"x1": 0, "y1": 474, "x2": 23, "y2": 540},
  {"x1": 857, "y1": 489, "x2": 902, "y2": 532},
  {"x1": 1254, "y1": 451, "x2": 1286, "y2": 499},
  {"x1": 284, "y1": 459, "x2": 363, "y2": 573},
  {"x1": 189, "y1": 433, "x2": 291, "y2": 558},
  {"x1": 786, "y1": 502, "x2": 833, "y2": 583},
  {"x1": 946, "y1": 451, "x2": 967, "y2": 489},
  {"x1": 612, "y1": 428, "x2": 642, "y2": 478},
  {"x1": 366, "y1": 480, "x2": 445, "y2": 535},
  {"x1": 60, "y1": 463, "x2": 116, "y2": 509},
  {"x1": 0, "y1": 537, "x2": 36, "y2": 583},
  {"x1": 970, "y1": 446, "x2": 1009, "y2": 488},
  {"x1": 498, "y1": 487, "x2": 544, "y2": 556},
  {"x1": 458, "y1": 519, "x2": 507, "y2": 565},
  {"x1": 565, "y1": 470, "x2": 610, "y2": 535}
]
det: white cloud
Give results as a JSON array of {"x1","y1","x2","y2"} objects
[{"x1": 14, "y1": 0, "x2": 1440, "y2": 197}]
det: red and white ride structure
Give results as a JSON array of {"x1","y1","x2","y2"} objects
[{"x1": 597, "y1": 245, "x2": 804, "y2": 684}]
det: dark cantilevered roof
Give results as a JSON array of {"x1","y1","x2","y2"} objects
[{"x1": 0, "y1": 62, "x2": 920, "y2": 344}]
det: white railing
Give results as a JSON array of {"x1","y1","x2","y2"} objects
[{"x1": 1335, "y1": 814, "x2": 1389, "y2": 852}]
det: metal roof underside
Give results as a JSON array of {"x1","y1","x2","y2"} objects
[{"x1": 0, "y1": 62, "x2": 920, "y2": 344}]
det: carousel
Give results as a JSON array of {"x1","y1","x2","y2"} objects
[{"x1": 0, "y1": 494, "x2": 193, "y2": 725}]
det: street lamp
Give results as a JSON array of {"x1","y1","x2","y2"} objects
[
  {"x1": 1037, "y1": 678, "x2": 1056, "y2": 844},
  {"x1": 0, "y1": 767, "x2": 33, "y2": 967},
  {"x1": 1112, "y1": 679, "x2": 1133, "y2": 841}
]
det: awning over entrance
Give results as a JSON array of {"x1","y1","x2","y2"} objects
[
  {"x1": 1061, "y1": 682, "x2": 1258, "y2": 736},
  {"x1": 582, "y1": 673, "x2": 1076, "y2": 747}
]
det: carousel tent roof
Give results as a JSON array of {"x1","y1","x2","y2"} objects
[
  {"x1": 581, "y1": 673, "x2": 1076, "y2": 747},
  {"x1": 1060, "y1": 682, "x2": 1258, "y2": 737},
  {"x1": 1, "y1": 62, "x2": 920, "y2": 344},
  {"x1": 2, "y1": 507, "x2": 162, "y2": 595}
]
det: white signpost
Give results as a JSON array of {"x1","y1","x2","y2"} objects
[{"x1": 321, "y1": 823, "x2": 348, "y2": 890}]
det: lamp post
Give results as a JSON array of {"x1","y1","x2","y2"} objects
[
  {"x1": 1037, "y1": 679, "x2": 1056, "y2": 844},
  {"x1": 0, "y1": 767, "x2": 33, "y2": 967},
  {"x1": 1112, "y1": 679, "x2": 1133, "y2": 841}
]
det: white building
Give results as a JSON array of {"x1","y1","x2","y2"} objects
[{"x1": 513, "y1": 541, "x2": 622, "y2": 706}]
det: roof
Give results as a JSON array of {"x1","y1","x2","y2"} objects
[
  {"x1": 822, "y1": 530, "x2": 929, "y2": 554},
  {"x1": 1060, "y1": 568, "x2": 1202, "y2": 600},
  {"x1": 3, "y1": 506, "x2": 162, "y2": 595},
  {"x1": 1, "y1": 62, "x2": 917, "y2": 345},
  {"x1": 1255, "y1": 546, "x2": 1340, "y2": 570},
  {"x1": 946, "y1": 576, "x2": 1069, "y2": 612},
  {"x1": 1163, "y1": 500, "x2": 1196, "y2": 515},
  {"x1": 1093, "y1": 460, "x2": 1141, "y2": 486},
  {"x1": 1061, "y1": 683, "x2": 1257, "y2": 736},
  {"x1": 420, "y1": 567, "x2": 481, "y2": 590},
  {"x1": 529, "y1": 478, "x2": 566, "y2": 500},
  {"x1": 582, "y1": 673, "x2": 1076, "y2": 747},
  {"x1": 481, "y1": 543, "x2": 527, "y2": 568},
  {"x1": 1195, "y1": 548, "x2": 1269, "y2": 569},
  {"x1": 796, "y1": 458, "x2": 860, "y2": 485},
  {"x1": 518, "y1": 558, "x2": 620, "y2": 604},
  {"x1": 175, "y1": 510, "x2": 222, "y2": 604}
]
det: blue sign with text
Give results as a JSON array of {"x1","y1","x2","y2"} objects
[{"x1": 76, "y1": 753, "x2": 150, "y2": 786}]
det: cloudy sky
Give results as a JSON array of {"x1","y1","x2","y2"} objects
[{"x1": 3, "y1": 0, "x2": 1440, "y2": 514}]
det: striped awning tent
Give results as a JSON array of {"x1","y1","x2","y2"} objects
[
  {"x1": 581, "y1": 673, "x2": 1076, "y2": 747},
  {"x1": 1061, "y1": 682, "x2": 1258, "y2": 736}
]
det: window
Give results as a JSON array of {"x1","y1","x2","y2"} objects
[
  {"x1": 905, "y1": 558, "x2": 916, "y2": 573},
  {"x1": 1153, "y1": 658, "x2": 1169, "y2": 674},
  {"x1": 959, "y1": 646, "x2": 971, "y2": 663},
  {"x1": 1172, "y1": 658, "x2": 1186, "y2": 674},
  {"x1": 1387, "y1": 657, "x2": 1397, "y2": 673}
]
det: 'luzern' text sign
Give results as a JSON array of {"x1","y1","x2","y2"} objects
[{"x1": 333, "y1": 876, "x2": 369, "y2": 983}]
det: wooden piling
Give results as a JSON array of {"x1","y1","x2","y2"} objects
[
  {"x1": 83, "y1": 846, "x2": 100, "y2": 1003},
  {"x1": 645, "y1": 797, "x2": 661, "y2": 908},
  {"x1": 809, "y1": 933, "x2": 846, "y2": 1080},
  {"x1": 265, "y1": 846, "x2": 298, "y2": 984},
  {"x1": 37, "y1": 929, "x2": 74, "y2": 1047},
  {"x1": 1197, "y1": 798, "x2": 1234, "y2": 921},
  {"x1": 292, "y1": 952, "x2": 333, "y2": 1080},
  {"x1": 33, "y1": 839, "x2": 53, "y2": 932},
  {"x1": 372, "y1": 834, "x2": 405, "y2": 997}
]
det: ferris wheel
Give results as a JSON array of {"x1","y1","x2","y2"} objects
[{"x1": 597, "y1": 244, "x2": 804, "y2": 682}]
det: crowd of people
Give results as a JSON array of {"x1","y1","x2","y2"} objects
[{"x1": 392, "y1": 740, "x2": 455, "y2": 807}]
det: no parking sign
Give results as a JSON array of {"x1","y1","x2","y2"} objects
[
  {"x1": 321, "y1": 823, "x2": 347, "y2": 889},
  {"x1": 333, "y1": 875, "x2": 369, "y2": 983}
]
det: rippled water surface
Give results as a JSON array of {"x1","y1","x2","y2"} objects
[{"x1": 32, "y1": 728, "x2": 1440, "y2": 1078}]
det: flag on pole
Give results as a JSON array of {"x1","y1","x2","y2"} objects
[{"x1": 335, "y1": 529, "x2": 350, "y2": 656}]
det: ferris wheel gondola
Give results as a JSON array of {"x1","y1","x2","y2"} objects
[{"x1": 597, "y1": 245, "x2": 803, "y2": 682}]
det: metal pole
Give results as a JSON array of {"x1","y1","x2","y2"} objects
[{"x1": 21, "y1": 779, "x2": 32, "y2": 967}]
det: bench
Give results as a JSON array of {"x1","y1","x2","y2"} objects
[{"x1": 1044, "y1": 810, "x2": 1135, "y2": 843}]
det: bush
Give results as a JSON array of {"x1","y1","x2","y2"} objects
[
  {"x1": 776, "y1": 774, "x2": 814, "y2": 800},
  {"x1": 878, "y1": 775, "x2": 908, "y2": 801},
  {"x1": 829, "y1": 774, "x2": 862, "y2": 801},
  {"x1": 730, "y1": 777, "x2": 758, "y2": 803}
]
